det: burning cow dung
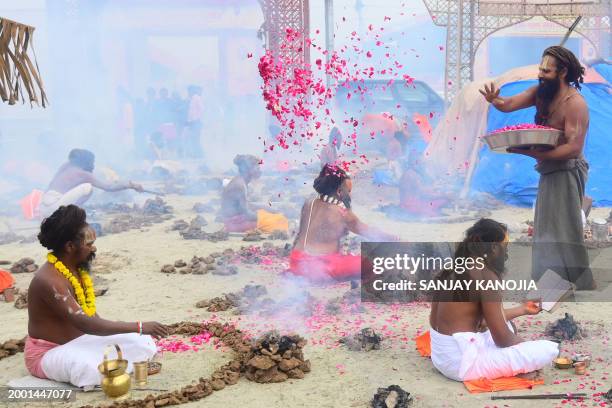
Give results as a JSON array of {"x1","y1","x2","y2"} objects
[
  {"x1": 340, "y1": 328, "x2": 382, "y2": 351},
  {"x1": 371, "y1": 385, "x2": 413, "y2": 408},
  {"x1": 244, "y1": 331, "x2": 311, "y2": 383},
  {"x1": 196, "y1": 295, "x2": 237, "y2": 312},
  {"x1": 195, "y1": 284, "x2": 268, "y2": 313},
  {"x1": 545, "y1": 313, "x2": 586, "y2": 341}
]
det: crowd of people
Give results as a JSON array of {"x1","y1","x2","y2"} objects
[{"x1": 119, "y1": 85, "x2": 204, "y2": 160}]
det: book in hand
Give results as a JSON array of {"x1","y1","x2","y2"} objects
[{"x1": 527, "y1": 269, "x2": 574, "y2": 313}]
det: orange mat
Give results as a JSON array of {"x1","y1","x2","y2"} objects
[
  {"x1": 415, "y1": 330, "x2": 544, "y2": 393},
  {"x1": 0, "y1": 268, "x2": 15, "y2": 292},
  {"x1": 256, "y1": 209, "x2": 288, "y2": 233}
]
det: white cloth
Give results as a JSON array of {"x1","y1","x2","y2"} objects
[
  {"x1": 40, "y1": 333, "x2": 156, "y2": 388},
  {"x1": 39, "y1": 183, "x2": 93, "y2": 217},
  {"x1": 430, "y1": 323, "x2": 558, "y2": 381}
]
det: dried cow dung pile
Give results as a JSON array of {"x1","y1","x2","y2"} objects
[
  {"x1": 237, "y1": 243, "x2": 292, "y2": 264},
  {"x1": 100, "y1": 197, "x2": 173, "y2": 235},
  {"x1": 171, "y1": 219, "x2": 189, "y2": 231},
  {"x1": 244, "y1": 331, "x2": 311, "y2": 383},
  {"x1": 161, "y1": 250, "x2": 236, "y2": 275},
  {"x1": 0, "y1": 337, "x2": 26, "y2": 360},
  {"x1": 14, "y1": 289, "x2": 28, "y2": 309},
  {"x1": 196, "y1": 295, "x2": 237, "y2": 312},
  {"x1": 340, "y1": 328, "x2": 382, "y2": 351},
  {"x1": 142, "y1": 197, "x2": 173, "y2": 215},
  {"x1": 105, "y1": 213, "x2": 172, "y2": 234},
  {"x1": 545, "y1": 313, "x2": 586, "y2": 341},
  {"x1": 371, "y1": 385, "x2": 413, "y2": 408},
  {"x1": 181, "y1": 226, "x2": 229, "y2": 242},
  {"x1": 10, "y1": 258, "x2": 38, "y2": 274},
  {"x1": 243, "y1": 230, "x2": 265, "y2": 242},
  {"x1": 172, "y1": 216, "x2": 208, "y2": 232},
  {"x1": 195, "y1": 284, "x2": 268, "y2": 313}
]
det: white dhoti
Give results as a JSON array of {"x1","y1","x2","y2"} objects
[
  {"x1": 40, "y1": 333, "x2": 156, "y2": 388},
  {"x1": 430, "y1": 324, "x2": 558, "y2": 381},
  {"x1": 39, "y1": 183, "x2": 93, "y2": 217}
]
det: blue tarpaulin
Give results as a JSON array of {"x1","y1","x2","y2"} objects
[{"x1": 471, "y1": 66, "x2": 612, "y2": 207}]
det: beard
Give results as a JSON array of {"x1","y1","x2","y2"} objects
[
  {"x1": 488, "y1": 250, "x2": 508, "y2": 277},
  {"x1": 78, "y1": 251, "x2": 96, "y2": 272},
  {"x1": 340, "y1": 193, "x2": 352, "y2": 209},
  {"x1": 535, "y1": 76, "x2": 561, "y2": 124},
  {"x1": 536, "y1": 76, "x2": 561, "y2": 101}
]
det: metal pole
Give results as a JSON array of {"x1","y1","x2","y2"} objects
[{"x1": 325, "y1": 0, "x2": 334, "y2": 88}]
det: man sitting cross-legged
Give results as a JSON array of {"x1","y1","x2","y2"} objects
[
  {"x1": 429, "y1": 218, "x2": 559, "y2": 381},
  {"x1": 25, "y1": 205, "x2": 168, "y2": 388},
  {"x1": 289, "y1": 164, "x2": 399, "y2": 281}
]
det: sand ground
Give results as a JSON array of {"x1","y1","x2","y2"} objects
[{"x1": 0, "y1": 175, "x2": 610, "y2": 408}]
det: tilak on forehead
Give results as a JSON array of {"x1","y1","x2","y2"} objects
[
  {"x1": 541, "y1": 55, "x2": 554, "y2": 70},
  {"x1": 84, "y1": 226, "x2": 96, "y2": 243}
]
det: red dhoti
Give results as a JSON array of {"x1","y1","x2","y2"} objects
[{"x1": 288, "y1": 250, "x2": 361, "y2": 281}]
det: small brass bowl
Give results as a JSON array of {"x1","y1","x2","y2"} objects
[{"x1": 554, "y1": 357, "x2": 573, "y2": 369}]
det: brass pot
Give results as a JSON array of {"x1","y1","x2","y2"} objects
[{"x1": 98, "y1": 344, "x2": 131, "y2": 400}]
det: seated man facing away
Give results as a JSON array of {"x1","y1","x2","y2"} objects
[
  {"x1": 26, "y1": 205, "x2": 167, "y2": 388},
  {"x1": 398, "y1": 156, "x2": 453, "y2": 217},
  {"x1": 319, "y1": 127, "x2": 342, "y2": 168},
  {"x1": 220, "y1": 154, "x2": 288, "y2": 233},
  {"x1": 39, "y1": 149, "x2": 145, "y2": 218},
  {"x1": 429, "y1": 219, "x2": 558, "y2": 381},
  {"x1": 289, "y1": 164, "x2": 399, "y2": 281}
]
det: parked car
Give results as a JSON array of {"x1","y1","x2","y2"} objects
[{"x1": 335, "y1": 78, "x2": 444, "y2": 137}]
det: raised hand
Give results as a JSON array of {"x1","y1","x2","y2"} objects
[{"x1": 479, "y1": 82, "x2": 501, "y2": 103}]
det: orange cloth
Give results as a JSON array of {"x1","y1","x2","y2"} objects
[
  {"x1": 415, "y1": 331, "x2": 431, "y2": 357},
  {"x1": 288, "y1": 250, "x2": 361, "y2": 281},
  {"x1": 463, "y1": 377, "x2": 544, "y2": 394},
  {"x1": 20, "y1": 189, "x2": 43, "y2": 220},
  {"x1": 0, "y1": 268, "x2": 15, "y2": 292},
  {"x1": 24, "y1": 336, "x2": 59, "y2": 379},
  {"x1": 412, "y1": 113, "x2": 433, "y2": 143},
  {"x1": 415, "y1": 330, "x2": 545, "y2": 393},
  {"x1": 256, "y1": 210, "x2": 288, "y2": 233}
]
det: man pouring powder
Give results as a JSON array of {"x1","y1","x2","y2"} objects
[{"x1": 479, "y1": 46, "x2": 594, "y2": 289}]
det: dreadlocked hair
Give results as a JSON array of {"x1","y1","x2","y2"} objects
[
  {"x1": 313, "y1": 164, "x2": 349, "y2": 196},
  {"x1": 543, "y1": 46, "x2": 585, "y2": 90},
  {"x1": 454, "y1": 218, "x2": 507, "y2": 262}
]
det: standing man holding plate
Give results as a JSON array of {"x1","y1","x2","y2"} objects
[{"x1": 479, "y1": 46, "x2": 595, "y2": 289}]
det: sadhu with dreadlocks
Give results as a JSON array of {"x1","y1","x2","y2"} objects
[
  {"x1": 479, "y1": 46, "x2": 594, "y2": 289},
  {"x1": 428, "y1": 219, "x2": 558, "y2": 382},
  {"x1": 288, "y1": 164, "x2": 399, "y2": 281}
]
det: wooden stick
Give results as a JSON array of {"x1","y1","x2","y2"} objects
[{"x1": 491, "y1": 393, "x2": 587, "y2": 400}]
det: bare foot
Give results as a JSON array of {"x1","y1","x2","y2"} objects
[{"x1": 517, "y1": 369, "x2": 542, "y2": 381}]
